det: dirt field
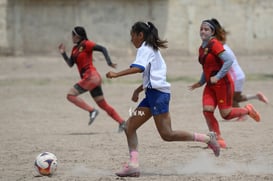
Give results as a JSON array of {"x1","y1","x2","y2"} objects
[{"x1": 0, "y1": 53, "x2": 273, "y2": 181}]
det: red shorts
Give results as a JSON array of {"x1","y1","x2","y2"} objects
[
  {"x1": 202, "y1": 81, "x2": 234, "y2": 109},
  {"x1": 77, "y1": 70, "x2": 102, "y2": 91}
]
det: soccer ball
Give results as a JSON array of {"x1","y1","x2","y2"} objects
[{"x1": 34, "y1": 152, "x2": 58, "y2": 176}]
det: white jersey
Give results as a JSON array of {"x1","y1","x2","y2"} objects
[
  {"x1": 224, "y1": 44, "x2": 245, "y2": 81},
  {"x1": 130, "y1": 42, "x2": 171, "y2": 93},
  {"x1": 224, "y1": 44, "x2": 245, "y2": 92}
]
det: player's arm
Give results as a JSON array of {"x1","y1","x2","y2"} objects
[
  {"x1": 61, "y1": 52, "x2": 74, "y2": 67},
  {"x1": 93, "y1": 44, "x2": 115, "y2": 67},
  {"x1": 189, "y1": 72, "x2": 205, "y2": 90},
  {"x1": 58, "y1": 43, "x2": 74, "y2": 67},
  {"x1": 132, "y1": 84, "x2": 144, "y2": 102},
  {"x1": 106, "y1": 67, "x2": 142, "y2": 79},
  {"x1": 216, "y1": 50, "x2": 233, "y2": 79}
]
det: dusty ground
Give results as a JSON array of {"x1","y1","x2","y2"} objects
[{"x1": 0, "y1": 53, "x2": 273, "y2": 181}]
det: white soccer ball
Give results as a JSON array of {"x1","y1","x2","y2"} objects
[{"x1": 34, "y1": 152, "x2": 58, "y2": 176}]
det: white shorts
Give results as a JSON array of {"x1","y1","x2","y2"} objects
[{"x1": 234, "y1": 78, "x2": 245, "y2": 92}]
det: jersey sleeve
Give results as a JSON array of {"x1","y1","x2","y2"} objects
[
  {"x1": 211, "y1": 39, "x2": 225, "y2": 56},
  {"x1": 85, "y1": 40, "x2": 96, "y2": 53},
  {"x1": 130, "y1": 46, "x2": 152, "y2": 71}
]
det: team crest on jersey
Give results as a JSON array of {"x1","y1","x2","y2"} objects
[
  {"x1": 219, "y1": 99, "x2": 224, "y2": 104},
  {"x1": 79, "y1": 46, "x2": 83, "y2": 52},
  {"x1": 204, "y1": 48, "x2": 208, "y2": 55}
]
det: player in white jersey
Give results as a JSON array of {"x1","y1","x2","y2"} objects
[
  {"x1": 225, "y1": 44, "x2": 268, "y2": 108},
  {"x1": 106, "y1": 21, "x2": 220, "y2": 177}
]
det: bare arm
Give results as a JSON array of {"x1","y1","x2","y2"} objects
[
  {"x1": 131, "y1": 84, "x2": 144, "y2": 102},
  {"x1": 106, "y1": 67, "x2": 142, "y2": 78}
]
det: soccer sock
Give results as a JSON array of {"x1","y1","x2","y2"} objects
[
  {"x1": 67, "y1": 94, "x2": 93, "y2": 112},
  {"x1": 97, "y1": 99, "x2": 124, "y2": 124},
  {"x1": 203, "y1": 111, "x2": 221, "y2": 136},
  {"x1": 246, "y1": 95, "x2": 257, "y2": 100},
  {"x1": 194, "y1": 133, "x2": 210, "y2": 143},
  {"x1": 224, "y1": 107, "x2": 248, "y2": 120},
  {"x1": 129, "y1": 150, "x2": 139, "y2": 166}
]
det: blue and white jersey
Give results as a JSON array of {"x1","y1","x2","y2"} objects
[{"x1": 130, "y1": 42, "x2": 171, "y2": 93}]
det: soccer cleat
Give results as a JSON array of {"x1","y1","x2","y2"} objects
[
  {"x1": 217, "y1": 137, "x2": 227, "y2": 149},
  {"x1": 115, "y1": 164, "x2": 140, "y2": 177},
  {"x1": 207, "y1": 132, "x2": 220, "y2": 157},
  {"x1": 88, "y1": 109, "x2": 99, "y2": 125},
  {"x1": 245, "y1": 104, "x2": 261, "y2": 122},
  {"x1": 257, "y1": 92, "x2": 269, "y2": 104},
  {"x1": 118, "y1": 121, "x2": 126, "y2": 133}
]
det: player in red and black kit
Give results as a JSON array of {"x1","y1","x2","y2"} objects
[
  {"x1": 189, "y1": 20, "x2": 261, "y2": 148},
  {"x1": 58, "y1": 26, "x2": 125, "y2": 132}
]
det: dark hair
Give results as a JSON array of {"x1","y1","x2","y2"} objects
[
  {"x1": 210, "y1": 18, "x2": 228, "y2": 43},
  {"x1": 72, "y1": 26, "x2": 88, "y2": 40},
  {"x1": 131, "y1": 21, "x2": 167, "y2": 50}
]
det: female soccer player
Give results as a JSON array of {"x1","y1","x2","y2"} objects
[
  {"x1": 106, "y1": 21, "x2": 220, "y2": 177},
  {"x1": 210, "y1": 18, "x2": 268, "y2": 109},
  {"x1": 189, "y1": 19, "x2": 261, "y2": 148},
  {"x1": 58, "y1": 26, "x2": 125, "y2": 132}
]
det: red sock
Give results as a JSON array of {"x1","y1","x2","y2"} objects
[
  {"x1": 224, "y1": 107, "x2": 248, "y2": 120},
  {"x1": 97, "y1": 99, "x2": 124, "y2": 124},
  {"x1": 67, "y1": 94, "x2": 93, "y2": 112},
  {"x1": 203, "y1": 111, "x2": 221, "y2": 136}
]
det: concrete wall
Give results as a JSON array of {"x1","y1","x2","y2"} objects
[{"x1": 1, "y1": 0, "x2": 273, "y2": 56}]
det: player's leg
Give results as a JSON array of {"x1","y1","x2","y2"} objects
[
  {"x1": 233, "y1": 92, "x2": 247, "y2": 107},
  {"x1": 217, "y1": 82, "x2": 260, "y2": 122},
  {"x1": 202, "y1": 85, "x2": 226, "y2": 148},
  {"x1": 72, "y1": 73, "x2": 101, "y2": 125},
  {"x1": 233, "y1": 78, "x2": 247, "y2": 107},
  {"x1": 246, "y1": 92, "x2": 269, "y2": 104},
  {"x1": 153, "y1": 112, "x2": 220, "y2": 156},
  {"x1": 202, "y1": 86, "x2": 220, "y2": 135},
  {"x1": 116, "y1": 107, "x2": 151, "y2": 177},
  {"x1": 66, "y1": 84, "x2": 95, "y2": 113},
  {"x1": 91, "y1": 86, "x2": 125, "y2": 132}
]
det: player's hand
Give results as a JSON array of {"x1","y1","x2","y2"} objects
[
  {"x1": 189, "y1": 82, "x2": 201, "y2": 91},
  {"x1": 109, "y1": 63, "x2": 117, "y2": 69},
  {"x1": 106, "y1": 71, "x2": 117, "y2": 78},
  {"x1": 58, "y1": 43, "x2": 65, "y2": 54},
  {"x1": 210, "y1": 76, "x2": 219, "y2": 84},
  {"x1": 131, "y1": 90, "x2": 139, "y2": 102}
]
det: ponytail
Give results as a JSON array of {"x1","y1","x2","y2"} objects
[
  {"x1": 131, "y1": 21, "x2": 167, "y2": 50},
  {"x1": 210, "y1": 18, "x2": 227, "y2": 43}
]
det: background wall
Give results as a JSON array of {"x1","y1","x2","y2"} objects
[{"x1": 0, "y1": 0, "x2": 273, "y2": 56}]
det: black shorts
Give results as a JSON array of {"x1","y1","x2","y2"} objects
[{"x1": 74, "y1": 84, "x2": 103, "y2": 97}]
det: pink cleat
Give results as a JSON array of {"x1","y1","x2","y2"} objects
[
  {"x1": 245, "y1": 104, "x2": 261, "y2": 122},
  {"x1": 257, "y1": 92, "x2": 269, "y2": 104},
  {"x1": 207, "y1": 132, "x2": 220, "y2": 157},
  {"x1": 217, "y1": 137, "x2": 227, "y2": 149},
  {"x1": 115, "y1": 164, "x2": 140, "y2": 177}
]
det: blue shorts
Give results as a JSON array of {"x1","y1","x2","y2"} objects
[{"x1": 138, "y1": 88, "x2": 170, "y2": 116}]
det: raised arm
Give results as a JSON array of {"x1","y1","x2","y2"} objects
[{"x1": 58, "y1": 43, "x2": 74, "y2": 67}]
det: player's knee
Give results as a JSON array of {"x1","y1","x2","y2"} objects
[
  {"x1": 203, "y1": 110, "x2": 214, "y2": 117},
  {"x1": 67, "y1": 94, "x2": 76, "y2": 102},
  {"x1": 159, "y1": 131, "x2": 173, "y2": 142},
  {"x1": 219, "y1": 110, "x2": 230, "y2": 119}
]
